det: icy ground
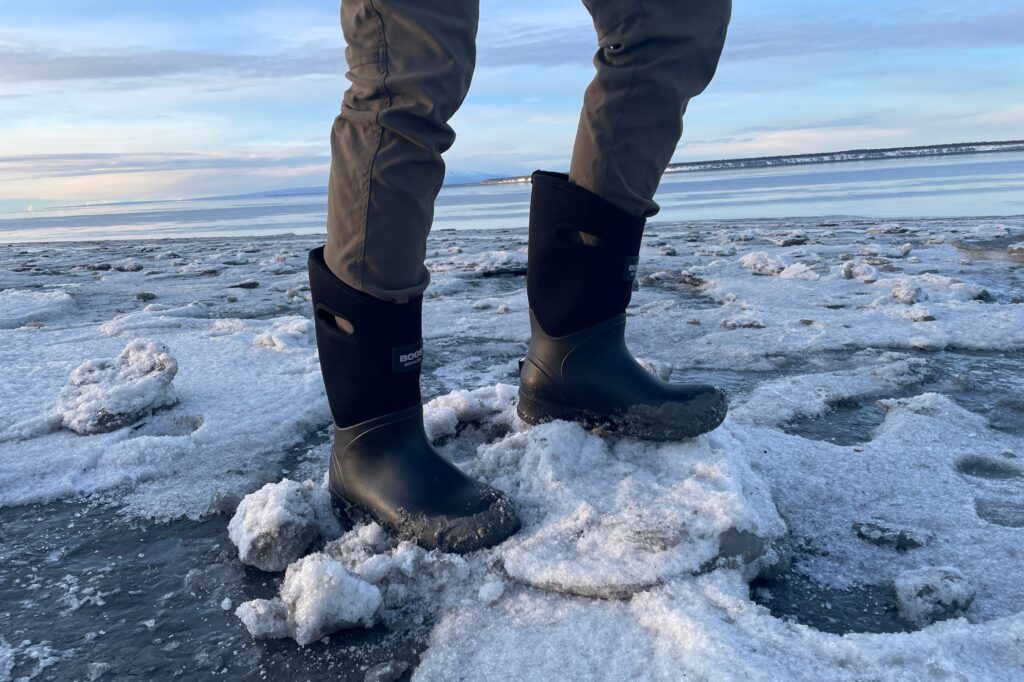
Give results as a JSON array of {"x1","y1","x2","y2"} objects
[{"x1": 1, "y1": 217, "x2": 1023, "y2": 680}]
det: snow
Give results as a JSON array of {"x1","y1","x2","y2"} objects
[
  {"x1": 455, "y1": 387, "x2": 786, "y2": 598},
  {"x1": 54, "y1": 339, "x2": 179, "y2": 435},
  {"x1": 228, "y1": 478, "x2": 340, "y2": 572},
  {"x1": 738, "y1": 251, "x2": 785, "y2": 275},
  {"x1": 478, "y1": 580, "x2": 505, "y2": 605},
  {"x1": 323, "y1": 523, "x2": 477, "y2": 628},
  {"x1": 894, "y1": 566, "x2": 976, "y2": 627},
  {"x1": 416, "y1": 570, "x2": 1024, "y2": 681},
  {"x1": 0, "y1": 288, "x2": 76, "y2": 329},
  {"x1": 234, "y1": 598, "x2": 289, "y2": 640},
  {"x1": 730, "y1": 352, "x2": 930, "y2": 426},
  {"x1": 252, "y1": 316, "x2": 315, "y2": 352},
  {"x1": 279, "y1": 553, "x2": 382, "y2": 645},
  {"x1": 0, "y1": 291, "x2": 330, "y2": 518},
  {"x1": 2, "y1": 216, "x2": 1024, "y2": 678}
]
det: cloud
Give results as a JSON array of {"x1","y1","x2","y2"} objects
[
  {"x1": 3, "y1": 3, "x2": 1022, "y2": 83},
  {"x1": 476, "y1": 4, "x2": 1024, "y2": 68},
  {"x1": 724, "y1": 7, "x2": 1024, "y2": 62},
  {"x1": 0, "y1": 41, "x2": 343, "y2": 82},
  {"x1": 0, "y1": 151, "x2": 328, "y2": 181}
]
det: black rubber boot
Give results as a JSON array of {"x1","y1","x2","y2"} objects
[
  {"x1": 518, "y1": 171, "x2": 728, "y2": 440},
  {"x1": 309, "y1": 247, "x2": 519, "y2": 553}
]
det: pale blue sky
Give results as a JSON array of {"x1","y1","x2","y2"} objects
[{"x1": 1, "y1": 0, "x2": 1022, "y2": 210}]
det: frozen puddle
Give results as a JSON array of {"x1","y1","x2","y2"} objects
[{"x1": 2, "y1": 218, "x2": 1023, "y2": 679}]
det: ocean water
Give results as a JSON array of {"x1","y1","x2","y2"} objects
[{"x1": 1, "y1": 151, "x2": 1022, "y2": 242}]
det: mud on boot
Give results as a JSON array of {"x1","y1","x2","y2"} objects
[
  {"x1": 518, "y1": 171, "x2": 728, "y2": 440},
  {"x1": 309, "y1": 247, "x2": 520, "y2": 553}
]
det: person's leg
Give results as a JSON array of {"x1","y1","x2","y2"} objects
[
  {"x1": 570, "y1": 0, "x2": 731, "y2": 218},
  {"x1": 519, "y1": 0, "x2": 732, "y2": 440},
  {"x1": 311, "y1": 0, "x2": 519, "y2": 552},
  {"x1": 325, "y1": 0, "x2": 480, "y2": 303}
]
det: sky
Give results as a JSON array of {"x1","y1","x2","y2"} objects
[{"x1": 1, "y1": 0, "x2": 1022, "y2": 211}]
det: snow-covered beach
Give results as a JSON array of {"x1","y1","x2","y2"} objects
[{"x1": 2, "y1": 211, "x2": 1023, "y2": 679}]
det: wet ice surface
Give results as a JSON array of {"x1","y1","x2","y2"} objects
[{"x1": 2, "y1": 216, "x2": 1024, "y2": 680}]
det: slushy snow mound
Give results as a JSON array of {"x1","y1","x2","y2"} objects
[
  {"x1": 236, "y1": 553, "x2": 383, "y2": 645},
  {"x1": 228, "y1": 478, "x2": 341, "y2": 572},
  {"x1": 324, "y1": 522, "x2": 479, "y2": 626},
  {"x1": 55, "y1": 339, "x2": 179, "y2": 435},
  {"x1": 252, "y1": 316, "x2": 315, "y2": 352},
  {"x1": 428, "y1": 249, "x2": 529, "y2": 277},
  {"x1": 895, "y1": 566, "x2": 976, "y2": 627},
  {"x1": 0, "y1": 288, "x2": 76, "y2": 329},
  {"x1": 425, "y1": 384, "x2": 786, "y2": 597},
  {"x1": 280, "y1": 553, "x2": 382, "y2": 645},
  {"x1": 481, "y1": 417, "x2": 784, "y2": 597},
  {"x1": 738, "y1": 251, "x2": 785, "y2": 275}
]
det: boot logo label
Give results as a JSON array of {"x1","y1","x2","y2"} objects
[
  {"x1": 393, "y1": 341, "x2": 423, "y2": 373},
  {"x1": 624, "y1": 257, "x2": 639, "y2": 282}
]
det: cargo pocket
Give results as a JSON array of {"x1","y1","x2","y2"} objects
[
  {"x1": 341, "y1": 0, "x2": 389, "y2": 119},
  {"x1": 591, "y1": 6, "x2": 647, "y2": 64}
]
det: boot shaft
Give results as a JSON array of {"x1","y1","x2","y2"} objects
[
  {"x1": 526, "y1": 171, "x2": 645, "y2": 337},
  {"x1": 308, "y1": 247, "x2": 422, "y2": 428}
]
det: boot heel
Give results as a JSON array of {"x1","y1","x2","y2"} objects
[
  {"x1": 330, "y1": 489, "x2": 374, "y2": 528},
  {"x1": 517, "y1": 393, "x2": 585, "y2": 426},
  {"x1": 516, "y1": 394, "x2": 550, "y2": 425}
]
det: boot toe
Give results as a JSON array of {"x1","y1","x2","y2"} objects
[
  {"x1": 400, "y1": 487, "x2": 521, "y2": 554},
  {"x1": 620, "y1": 383, "x2": 728, "y2": 441}
]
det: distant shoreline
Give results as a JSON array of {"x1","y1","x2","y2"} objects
[
  {"x1": 479, "y1": 140, "x2": 1024, "y2": 185},
  {"x1": 5, "y1": 140, "x2": 1022, "y2": 214}
]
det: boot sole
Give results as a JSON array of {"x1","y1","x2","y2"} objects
[
  {"x1": 517, "y1": 393, "x2": 726, "y2": 441},
  {"x1": 329, "y1": 486, "x2": 521, "y2": 554}
]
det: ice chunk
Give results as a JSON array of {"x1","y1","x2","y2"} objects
[
  {"x1": 852, "y1": 521, "x2": 932, "y2": 551},
  {"x1": 235, "y1": 598, "x2": 289, "y2": 640},
  {"x1": 363, "y1": 660, "x2": 410, "y2": 682},
  {"x1": 722, "y1": 314, "x2": 766, "y2": 329},
  {"x1": 325, "y1": 525, "x2": 473, "y2": 625},
  {"x1": 895, "y1": 566, "x2": 975, "y2": 627},
  {"x1": 252, "y1": 316, "x2": 315, "y2": 351},
  {"x1": 56, "y1": 339, "x2": 178, "y2": 434},
  {"x1": 838, "y1": 260, "x2": 878, "y2": 281},
  {"x1": 767, "y1": 230, "x2": 808, "y2": 247},
  {"x1": 228, "y1": 479, "x2": 341, "y2": 572},
  {"x1": 778, "y1": 263, "x2": 819, "y2": 280},
  {"x1": 280, "y1": 553, "x2": 382, "y2": 645},
  {"x1": 478, "y1": 580, "x2": 505, "y2": 605},
  {"x1": 738, "y1": 251, "x2": 785, "y2": 276},
  {"x1": 86, "y1": 662, "x2": 111, "y2": 680},
  {"x1": 422, "y1": 383, "x2": 519, "y2": 443},
  {"x1": 900, "y1": 304, "x2": 935, "y2": 322},
  {"x1": 890, "y1": 279, "x2": 921, "y2": 304},
  {"x1": 429, "y1": 249, "x2": 528, "y2": 277}
]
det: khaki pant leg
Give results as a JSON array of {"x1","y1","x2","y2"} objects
[
  {"x1": 325, "y1": 0, "x2": 480, "y2": 302},
  {"x1": 569, "y1": 0, "x2": 731, "y2": 218}
]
